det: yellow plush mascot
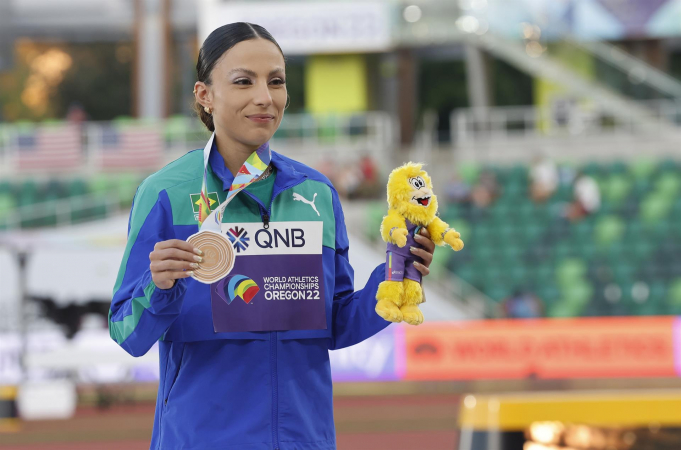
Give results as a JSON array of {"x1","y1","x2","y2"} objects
[{"x1": 375, "y1": 162, "x2": 464, "y2": 325}]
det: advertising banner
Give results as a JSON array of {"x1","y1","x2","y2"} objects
[
  {"x1": 198, "y1": 0, "x2": 393, "y2": 55},
  {"x1": 403, "y1": 317, "x2": 678, "y2": 380}
]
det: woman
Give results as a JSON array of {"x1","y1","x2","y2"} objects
[{"x1": 108, "y1": 22, "x2": 436, "y2": 450}]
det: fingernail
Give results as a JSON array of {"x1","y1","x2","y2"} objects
[
  {"x1": 194, "y1": 248, "x2": 203, "y2": 256},
  {"x1": 190, "y1": 263, "x2": 199, "y2": 269},
  {"x1": 410, "y1": 246, "x2": 416, "y2": 252},
  {"x1": 187, "y1": 271, "x2": 194, "y2": 276},
  {"x1": 194, "y1": 256, "x2": 203, "y2": 262}
]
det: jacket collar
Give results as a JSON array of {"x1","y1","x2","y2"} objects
[{"x1": 208, "y1": 140, "x2": 307, "y2": 194}]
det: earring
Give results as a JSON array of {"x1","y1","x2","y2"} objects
[{"x1": 204, "y1": 106, "x2": 212, "y2": 114}]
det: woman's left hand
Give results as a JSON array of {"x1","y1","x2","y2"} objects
[{"x1": 410, "y1": 228, "x2": 435, "y2": 277}]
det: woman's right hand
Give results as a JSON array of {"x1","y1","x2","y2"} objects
[{"x1": 149, "y1": 239, "x2": 204, "y2": 290}]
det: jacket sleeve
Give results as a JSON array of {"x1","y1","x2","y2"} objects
[
  {"x1": 328, "y1": 188, "x2": 390, "y2": 350},
  {"x1": 108, "y1": 184, "x2": 187, "y2": 357}
]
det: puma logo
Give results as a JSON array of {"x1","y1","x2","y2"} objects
[{"x1": 292, "y1": 192, "x2": 320, "y2": 216}]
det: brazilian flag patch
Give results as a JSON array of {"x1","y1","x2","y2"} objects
[{"x1": 190, "y1": 192, "x2": 219, "y2": 221}]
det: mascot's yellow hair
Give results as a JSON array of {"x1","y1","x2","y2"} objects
[
  {"x1": 380, "y1": 162, "x2": 463, "y2": 248},
  {"x1": 386, "y1": 162, "x2": 438, "y2": 227}
]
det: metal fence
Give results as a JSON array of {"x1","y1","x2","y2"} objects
[{"x1": 450, "y1": 99, "x2": 681, "y2": 144}]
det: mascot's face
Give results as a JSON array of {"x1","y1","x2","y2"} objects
[
  {"x1": 407, "y1": 175, "x2": 432, "y2": 207},
  {"x1": 387, "y1": 162, "x2": 438, "y2": 225}
]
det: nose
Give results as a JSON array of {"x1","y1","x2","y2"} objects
[{"x1": 252, "y1": 81, "x2": 273, "y2": 108}]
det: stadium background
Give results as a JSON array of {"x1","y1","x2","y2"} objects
[{"x1": 1, "y1": 0, "x2": 681, "y2": 449}]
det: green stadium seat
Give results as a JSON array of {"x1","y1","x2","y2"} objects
[
  {"x1": 667, "y1": 278, "x2": 681, "y2": 308},
  {"x1": 69, "y1": 179, "x2": 89, "y2": 198},
  {"x1": 629, "y1": 158, "x2": 656, "y2": 181},
  {"x1": 456, "y1": 162, "x2": 481, "y2": 185},
  {"x1": 554, "y1": 241, "x2": 576, "y2": 261},
  {"x1": 486, "y1": 285, "x2": 511, "y2": 302},
  {"x1": 455, "y1": 266, "x2": 477, "y2": 285},
  {"x1": 18, "y1": 180, "x2": 39, "y2": 206},
  {"x1": 365, "y1": 202, "x2": 384, "y2": 241},
  {"x1": 608, "y1": 161, "x2": 628, "y2": 174},
  {"x1": 449, "y1": 219, "x2": 471, "y2": 242},
  {"x1": 556, "y1": 258, "x2": 587, "y2": 286},
  {"x1": 0, "y1": 193, "x2": 14, "y2": 222},
  {"x1": 548, "y1": 299, "x2": 586, "y2": 318},
  {"x1": 536, "y1": 284, "x2": 560, "y2": 307},
  {"x1": 657, "y1": 159, "x2": 678, "y2": 173},
  {"x1": 640, "y1": 193, "x2": 671, "y2": 224},
  {"x1": 582, "y1": 162, "x2": 603, "y2": 176},
  {"x1": 115, "y1": 173, "x2": 142, "y2": 206},
  {"x1": 602, "y1": 174, "x2": 632, "y2": 205},
  {"x1": 655, "y1": 171, "x2": 681, "y2": 198},
  {"x1": 594, "y1": 215, "x2": 625, "y2": 246}
]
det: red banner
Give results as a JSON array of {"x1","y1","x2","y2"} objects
[{"x1": 403, "y1": 317, "x2": 677, "y2": 380}]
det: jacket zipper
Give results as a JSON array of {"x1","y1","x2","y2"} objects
[
  {"x1": 270, "y1": 331, "x2": 279, "y2": 450},
  {"x1": 244, "y1": 178, "x2": 306, "y2": 450},
  {"x1": 244, "y1": 178, "x2": 307, "y2": 228}
]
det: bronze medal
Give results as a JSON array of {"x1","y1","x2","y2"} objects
[{"x1": 186, "y1": 231, "x2": 235, "y2": 284}]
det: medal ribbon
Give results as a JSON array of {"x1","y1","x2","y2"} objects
[{"x1": 197, "y1": 132, "x2": 271, "y2": 233}]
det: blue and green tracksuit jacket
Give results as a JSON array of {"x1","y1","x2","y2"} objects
[{"x1": 108, "y1": 144, "x2": 389, "y2": 450}]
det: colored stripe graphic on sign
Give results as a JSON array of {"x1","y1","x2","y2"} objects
[{"x1": 215, "y1": 274, "x2": 260, "y2": 305}]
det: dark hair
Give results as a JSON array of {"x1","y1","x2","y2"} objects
[{"x1": 195, "y1": 22, "x2": 285, "y2": 132}]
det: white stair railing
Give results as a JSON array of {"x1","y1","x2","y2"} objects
[{"x1": 1, "y1": 194, "x2": 126, "y2": 230}]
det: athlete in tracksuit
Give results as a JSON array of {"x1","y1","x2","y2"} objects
[{"x1": 109, "y1": 141, "x2": 398, "y2": 449}]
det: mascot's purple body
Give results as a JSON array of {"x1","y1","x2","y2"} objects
[
  {"x1": 385, "y1": 219, "x2": 424, "y2": 283},
  {"x1": 375, "y1": 163, "x2": 464, "y2": 325}
]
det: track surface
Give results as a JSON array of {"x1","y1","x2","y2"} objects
[{"x1": 1, "y1": 394, "x2": 461, "y2": 450}]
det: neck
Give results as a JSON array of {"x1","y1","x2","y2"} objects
[{"x1": 214, "y1": 130, "x2": 262, "y2": 176}]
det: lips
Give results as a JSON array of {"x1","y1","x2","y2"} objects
[
  {"x1": 247, "y1": 114, "x2": 274, "y2": 119},
  {"x1": 415, "y1": 196, "x2": 430, "y2": 206}
]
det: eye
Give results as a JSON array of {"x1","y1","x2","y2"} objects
[
  {"x1": 270, "y1": 78, "x2": 286, "y2": 85},
  {"x1": 234, "y1": 78, "x2": 251, "y2": 85},
  {"x1": 409, "y1": 177, "x2": 425, "y2": 189}
]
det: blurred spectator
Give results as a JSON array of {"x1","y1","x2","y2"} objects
[
  {"x1": 320, "y1": 154, "x2": 382, "y2": 199},
  {"x1": 471, "y1": 170, "x2": 500, "y2": 208},
  {"x1": 444, "y1": 173, "x2": 471, "y2": 204},
  {"x1": 67, "y1": 102, "x2": 89, "y2": 147},
  {"x1": 530, "y1": 154, "x2": 558, "y2": 203},
  {"x1": 359, "y1": 154, "x2": 377, "y2": 185},
  {"x1": 335, "y1": 162, "x2": 363, "y2": 198},
  {"x1": 66, "y1": 101, "x2": 88, "y2": 125},
  {"x1": 316, "y1": 156, "x2": 336, "y2": 183},
  {"x1": 501, "y1": 290, "x2": 544, "y2": 319},
  {"x1": 352, "y1": 155, "x2": 381, "y2": 199},
  {"x1": 565, "y1": 172, "x2": 601, "y2": 221}
]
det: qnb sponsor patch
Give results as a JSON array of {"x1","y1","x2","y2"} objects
[
  {"x1": 221, "y1": 221, "x2": 323, "y2": 256},
  {"x1": 209, "y1": 221, "x2": 327, "y2": 333}
]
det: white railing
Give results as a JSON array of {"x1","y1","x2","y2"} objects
[
  {"x1": 450, "y1": 99, "x2": 681, "y2": 144},
  {"x1": 0, "y1": 193, "x2": 125, "y2": 230},
  {"x1": 0, "y1": 112, "x2": 397, "y2": 177}
]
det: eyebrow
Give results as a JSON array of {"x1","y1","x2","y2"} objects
[{"x1": 228, "y1": 67, "x2": 285, "y2": 77}]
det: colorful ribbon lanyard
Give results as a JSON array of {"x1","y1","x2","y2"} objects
[{"x1": 197, "y1": 132, "x2": 271, "y2": 233}]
